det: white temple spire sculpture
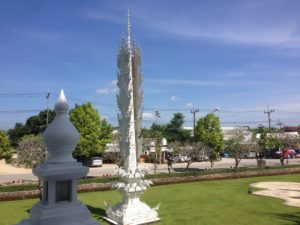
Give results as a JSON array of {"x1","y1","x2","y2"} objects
[{"x1": 105, "y1": 14, "x2": 160, "y2": 225}]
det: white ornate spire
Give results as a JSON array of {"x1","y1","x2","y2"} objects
[
  {"x1": 127, "y1": 9, "x2": 131, "y2": 49},
  {"x1": 106, "y1": 12, "x2": 160, "y2": 225}
]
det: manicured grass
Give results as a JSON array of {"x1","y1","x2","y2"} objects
[{"x1": 1, "y1": 174, "x2": 300, "y2": 225}]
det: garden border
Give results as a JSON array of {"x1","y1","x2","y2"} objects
[{"x1": 1, "y1": 167, "x2": 300, "y2": 201}]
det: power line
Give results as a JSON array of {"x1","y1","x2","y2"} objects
[
  {"x1": 276, "y1": 110, "x2": 300, "y2": 115},
  {"x1": 0, "y1": 93, "x2": 47, "y2": 97},
  {"x1": 0, "y1": 110, "x2": 41, "y2": 114}
]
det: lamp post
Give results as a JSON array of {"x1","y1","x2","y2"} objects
[
  {"x1": 211, "y1": 107, "x2": 220, "y2": 114},
  {"x1": 191, "y1": 108, "x2": 199, "y2": 140}
]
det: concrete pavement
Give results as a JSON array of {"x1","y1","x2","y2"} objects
[{"x1": 1, "y1": 158, "x2": 300, "y2": 184}]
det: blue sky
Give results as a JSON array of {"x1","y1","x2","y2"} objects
[{"x1": 1, "y1": 0, "x2": 300, "y2": 129}]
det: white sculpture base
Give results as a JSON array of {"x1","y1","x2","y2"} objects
[
  {"x1": 105, "y1": 168, "x2": 160, "y2": 225},
  {"x1": 106, "y1": 197, "x2": 160, "y2": 225},
  {"x1": 16, "y1": 200, "x2": 99, "y2": 225}
]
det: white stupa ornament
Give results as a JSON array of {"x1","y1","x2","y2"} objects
[
  {"x1": 17, "y1": 89, "x2": 99, "y2": 225},
  {"x1": 43, "y1": 89, "x2": 79, "y2": 163}
]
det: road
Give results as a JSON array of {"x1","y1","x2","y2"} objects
[{"x1": 1, "y1": 158, "x2": 300, "y2": 184}]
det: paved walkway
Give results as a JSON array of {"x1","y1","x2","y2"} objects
[
  {"x1": 1, "y1": 158, "x2": 300, "y2": 184},
  {"x1": 251, "y1": 182, "x2": 300, "y2": 208}
]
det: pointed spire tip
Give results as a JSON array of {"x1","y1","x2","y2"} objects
[
  {"x1": 55, "y1": 88, "x2": 69, "y2": 112},
  {"x1": 58, "y1": 89, "x2": 67, "y2": 103}
]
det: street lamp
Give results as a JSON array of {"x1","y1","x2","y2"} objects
[{"x1": 211, "y1": 107, "x2": 220, "y2": 113}]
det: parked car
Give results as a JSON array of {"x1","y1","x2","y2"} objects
[
  {"x1": 221, "y1": 152, "x2": 230, "y2": 158},
  {"x1": 243, "y1": 151, "x2": 257, "y2": 159},
  {"x1": 274, "y1": 149, "x2": 296, "y2": 159},
  {"x1": 172, "y1": 154, "x2": 190, "y2": 162},
  {"x1": 196, "y1": 155, "x2": 209, "y2": 161},
  {"x1": 89, "y1": 157, "x2": 103, "y2": 167}
]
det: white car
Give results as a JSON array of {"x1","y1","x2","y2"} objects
[
  {"x1": 172, "y1": 154, "x2": 190, "y2": 162},
  {"x1": 90, "y1": 157, "x2": 103, "y2": 167}
]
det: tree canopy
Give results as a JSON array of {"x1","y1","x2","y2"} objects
[
  {"x1": 7, "y1": 109, "x2": 55, "y2": 147},
  {"x1": 142, "y1": 113, "x2": 191, "y2": 143},
  {"x1": 0, "y1": 130, "x2": 13, "y2": 161},
  {"x1": 195, "y1": 113, "x2": 224, "y2": 152},
  {"x1": 99, "y1": 118, "x2": 113, "y2": 151},
  {"x1": 69, "y1": 103, "x2": 112, "y2": 160},
  {"x1": 225, "y1": 128, "x2": 248, "y2": 169},
  {"x1": 165, "y1": 113, "x2": 191, "y2": 143},
  {"x1": 16, "y1": 134, "x2": 46, "y2": 168},
  {"x1": 258, "y1": 128, "x2": 282, "y2": 150}
]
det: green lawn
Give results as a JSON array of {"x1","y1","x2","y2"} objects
[{"x1": 2, "y1": 174, "x2": 300, "y2": 225}]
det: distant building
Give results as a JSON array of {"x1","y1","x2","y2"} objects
[
  {"x1": 283, "y1": 126, "x2": 299, "y2": 132},
  {"x1": 184, "y1": 126, "x2": 253, "y2": 141},
  {"x1": 221, "y1": 126, "x2": 252, "y2": 141}
]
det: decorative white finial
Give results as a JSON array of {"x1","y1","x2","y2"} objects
[
  {"x1": 55, "y1": 89, "x2": 69, "y2": 113},
  {"x1": 127, "y1": 9, "x2": 131, "y2": 49}
]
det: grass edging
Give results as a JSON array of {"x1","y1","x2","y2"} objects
[{"x1": 1, "y1": 167, "x2": 300, "y2": 201}]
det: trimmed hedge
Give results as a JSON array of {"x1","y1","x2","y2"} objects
[{"x1": 1, "y1": 166, "x2": 300, "y2": 201}]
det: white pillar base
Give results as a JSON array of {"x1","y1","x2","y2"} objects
[{"x1": 106, "y1": 197, "x2": 160, "y2": 225}]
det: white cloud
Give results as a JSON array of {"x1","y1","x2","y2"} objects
[
  {"x1": 142, "y1": 112, "x2": 154, "y2": 119},
  {"x1": 186, "y1": 102, "x2": 194, "y2": 108},
  {"x1": 96, "y1": 88, "x2": 110, "y2": 95},
  {"x1": 146, "y1": 79, "x2": 260, "y2": 86},
  {"x1": 133, "y1": 2, "x2": 300, "y2": 49},
  {"x1": 82, "y1": 10, "x2": 123, "y2": 24},
  {"x1": 170, "y1": 96, "x2": 177, "y2": 101}
]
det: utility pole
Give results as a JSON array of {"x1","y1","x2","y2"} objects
[
  {"x1": 264, "y1": 108, "x2": 275, "y2": 130},
  {"x1": 46, "y1": 90, "x2": 50, "y2": 126},
  {"x1": 276, "y1": 119, "x2": 284, "y2": 129},
  {"x1": 191, "y1": 108, "x2": 199, "y2": 140}
]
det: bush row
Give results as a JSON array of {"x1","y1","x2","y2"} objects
[{"x1": 1, "y1": 167, "x2": 300, "y2": 201}]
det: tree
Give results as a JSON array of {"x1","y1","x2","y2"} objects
[
  {"x1": 195, "y1": 113, "x2": 224, "y2": 152},
  {"x1": 70, "y1": 103, "x2": 104, "y2": 160},
  {"x1": 16, "y1": 134, "x2": 46, "y2": 168},
  {"x1": 7, "y1": 123, "x2": 27, "y2": 147},
  {"x1": 165, "y1": 113, "x2": 191, "y2": 143},
  {"x1": 258, "y1": 128, "x2": 282, "y2": 156},
  {"x1": 24, "y1": 110, "x2": 55, "y2": 135},
  {"x1": 99, "y1": 118, "x2": 113, "y2": 151},
  {"x1": 7, "y1": 110, "x2": 55, "y2": 147},
  {"x1": 225, "y1": 128, "x2": 259, "y2": 169},
  {"x1": 150, "y1": 123, "x2": 166, "y2": 138},
  {"x1": 154, "y1": 110, "x2": 160, "y2": 123},
  {"x1": 179, "y1": 142, "x2": 212, "y2": 169},
  {"x1": 0, "y1": 131, "x2": 13, "y2": 161}
]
